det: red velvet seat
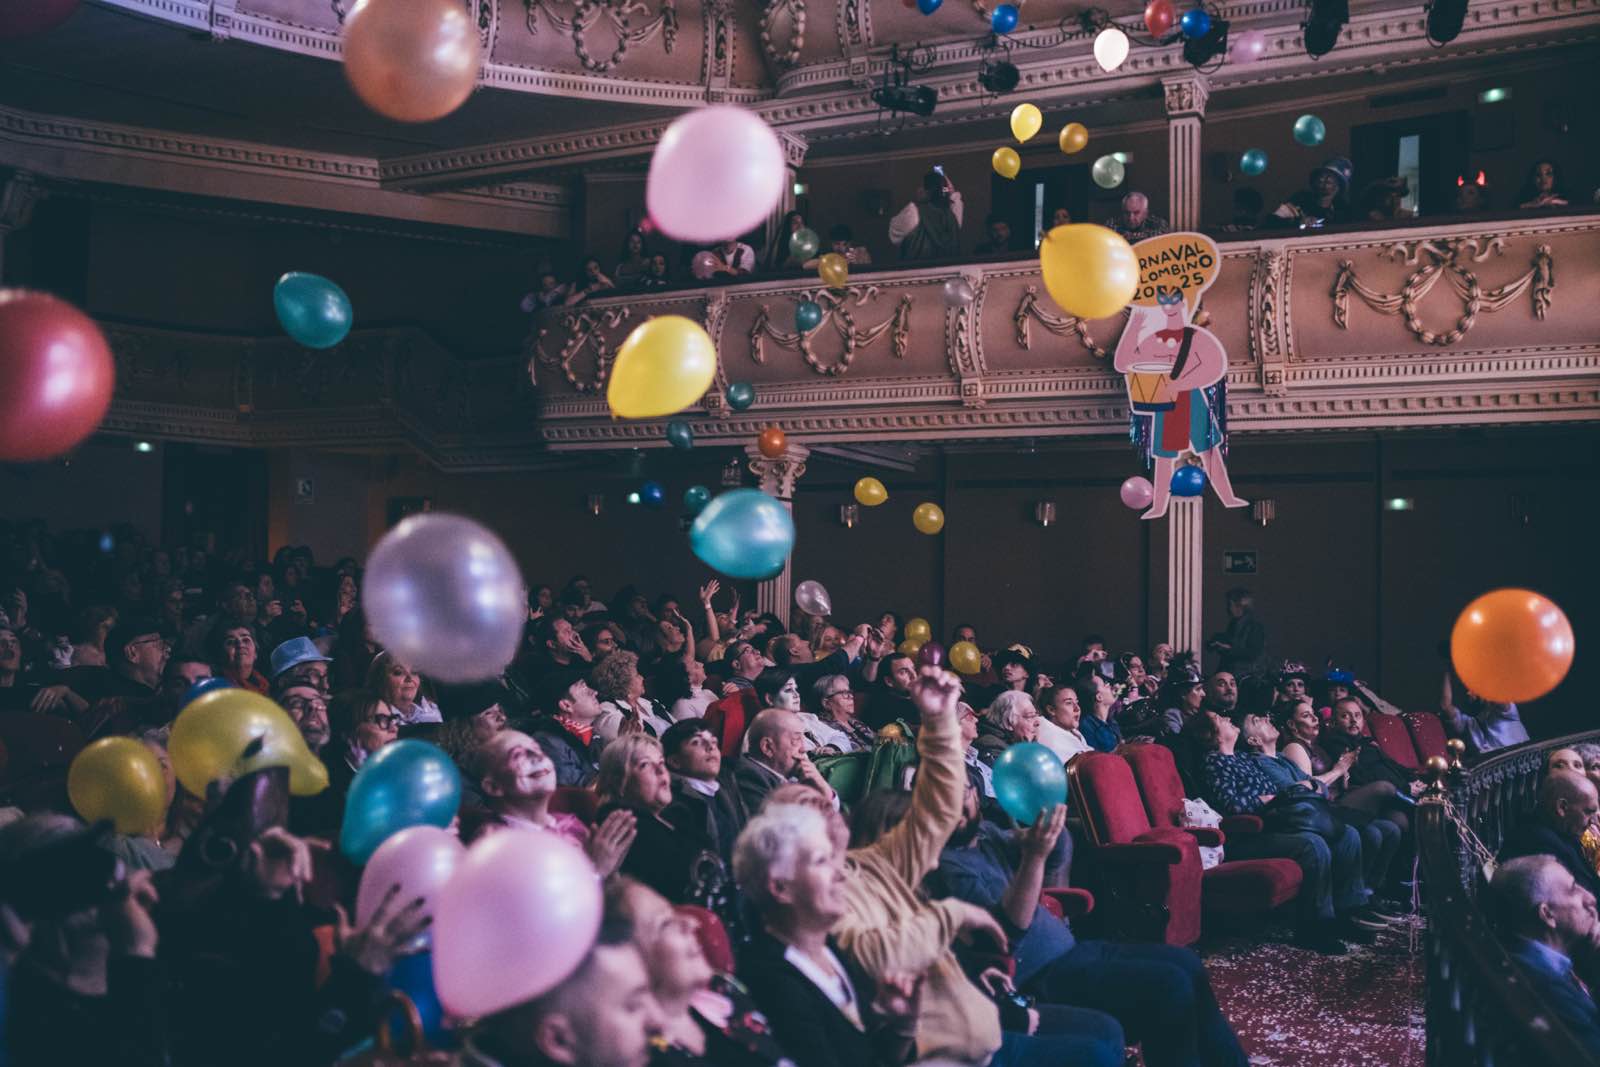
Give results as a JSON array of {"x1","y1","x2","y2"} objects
[
  {"x1": 1368, "y1": 712, "x2": 1422, "y2": 771},
  {"x1": 550, "y1": 785, "x2": 600, "y2": 825},
  {"x1": 0, "y1": 713, "x2": 84, "y2": 809},
  {"x1": 1120, "y1": 743, "x2": 1303, "y2": 921},
  {"x1": 1405, "y1": 711, "x2": 1449, "y2": 764},
  {"x1": 678, "y1": 904, "x2": 735, "y2": 973}
]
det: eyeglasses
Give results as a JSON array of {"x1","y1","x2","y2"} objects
[
  {"x1": 129, "y1": 636, "x2": 170, "y2": 650},
  {"x1": 825, "y1": 689, "x2": 854, "y2": 700},
  {"x1": 282, "y1": 697, "x2": 328, "y2": 717},
  {"x1": 369, "y1": 713, "x2": 403, "y2": 729}
]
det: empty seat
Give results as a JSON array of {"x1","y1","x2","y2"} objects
[
  {"x1": 1405, "y1": 711, "x2": 1450, "y2": 764},
  {"x1": 1368, "y1": 712, "x2": 1422, "y2": 771}
]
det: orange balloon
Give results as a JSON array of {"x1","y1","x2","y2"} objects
[
  {"x1": 1451, "y1": 588, "x2": 1574, "y2": 703},
  {"x1": 758, "y1": 426, "x2": 787, "y2": 458},
  {"x1": 343, "y1": 0, "x2": 482, "y2": 123}
]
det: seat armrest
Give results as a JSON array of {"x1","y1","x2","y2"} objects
[
  {"x1": 1095, "y1": 839, "x2": 1187, "y2": 866},
  {"x1": 1042, "y1": 887, "x2": 1094, "y2": 918},
  {"x1": 1220, "y1": 814, "x2": 1264, "y2": 836},
  {"x1": 1181, "y1": 825, "x2": 1225, "y2": 847}
]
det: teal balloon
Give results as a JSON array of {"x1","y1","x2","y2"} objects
[
  {"x1": 1170, "y1": 465, "x2": 1207, "y2": 497},
  {"x1": 689, "y1": 488, "x2": 795, "y2": 580},
  {"x1": 725, "y1": 382, "x2": 756, "y2": 411},
  {"x1": 795, "y1": 300, "x2": 823, "y2": 333},
  {"x1": 992, "y1": 742, "x2": 1067, "y2": 826},
  {"x1": 1239, "y1": 149, "x2": 1268, "y2": 176},
  {"x1": 340, "y1": 740, "x2": 461, "y2": 863},
  {"x1": 273, "y1": 272, "x2": 352, "y2": 349},
  {"x1": 789, "y1": 228, "x2": 820, "y2": 260},
  {"x1": 683, "y1": 485, "x2": 712, "y2": 514},
  {"x1": 1293, "y1": 114, "x2": 1326, "y2": 147},
  {"x1": 666, "y1": 420, "x2": 694, "y2": 450}
]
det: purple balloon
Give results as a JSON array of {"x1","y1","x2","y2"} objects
[
  {"x1": 691, "y1": 251, "x2": 718, "y2": 280},
  {"x1": 1119, "y1": 476, "x2": 1154, "y2": 510},
  {"x1": 647, "y1": 106, "x2": 786, "y2": 244},
  {"x1": 1232, "y1": 28, "x2": 1267, "y2": 63},
  {"x1": 917, "y1": 641, "x2": 946, "y2": 668}
]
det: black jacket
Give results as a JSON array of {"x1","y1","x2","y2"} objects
[
  {"x1": 738, "y1": 930, "x2": 909, "y2": 1067},
  {"x1": 1500, "y1": 820, "x2": 1600, "y2": 902},
  {"x1": 1322, "y1": 732, "x2": 1414, "y2": 791},
  {"x1": 665, "y1": 772, "x2": 751, "y2": 863}
]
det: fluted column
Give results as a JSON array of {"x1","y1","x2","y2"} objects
[
  {"x1": 765, "y1": 131, "x2": 809, "y2": 266},
  {"x1": 1162, "y1": 74, "x2": 1210, "y2": 231},
  {"x1": 745, "y1": 441, "x2": 809, "y2": 626},
  {"x1": 1167, "y1": 497, "x2": 1204, "y2": 656},
  {"x1": 0, "y1": 170, "x2": 41, "y2": 283}
]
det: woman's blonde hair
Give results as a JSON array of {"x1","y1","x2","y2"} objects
[{"x1": 595, "y1": 733, "x2": 663, "y2": 805}]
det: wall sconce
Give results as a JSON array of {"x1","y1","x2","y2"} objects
[
  {"x1": 587, "y1": 492, "x2": 604, "y2": 517},
  {"x1": 1251, "y1": 499, "x2": 1276, "y2": 527},
  {"x1": 1033, "y1": 501, "x2": 1057, "y2": 527},
  {"x1": 839, "y1": 504, "x2": 860, "y2": 529},
  {"x1": 721, "y1": 457, "x2": 744, "y2": 488}
]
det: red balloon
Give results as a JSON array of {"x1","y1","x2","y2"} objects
[
  {"x1": 0, "y1": 0, "x2": 79, "y2": 39},
  {"x1": 1143, "y1": 0, "x2": 1176, "y2": 36},
  {"x1": 757, "y1": 426, "x2": 787, "y2": 459},
  {"x1": 0, "y1": 290, "x2": 115, "y2": 462},
  {"x1": 917, "y1": 641, "x2": 946, "y2": 669}
]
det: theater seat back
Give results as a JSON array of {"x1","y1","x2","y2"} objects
[
  {"x1": 1121, "y1": 743, "x2": 1189, "y2": 831},
  {"x1": 0, "y1": 713, "x2": 84, "y2": 808},
  {"x1": 677, "y1": 905, "x2": 735, "y2": 973},
  {"x1": 1069, "y1": 751, "x2": 1154, "y2": 845},
  {"x1": 1368, "y1": 712, "x2": 1421, "y2": 771},
  {"x1": 1405, "y1": 711, "x2": 1449, "y2": 763},
  {"x1": 550, "y1": 786, "x2": 600, "y2": 825}
]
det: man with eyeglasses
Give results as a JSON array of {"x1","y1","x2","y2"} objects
[
  {"x1": 274, "y1": 675, "x2": 339, "y2": 835},
  {"x1": 61, "y1": 616, "x2": 171, "y2": 733}
]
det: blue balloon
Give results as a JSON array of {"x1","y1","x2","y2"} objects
[
  {"x1": 666, "y1": 420, "x2": 694, "y2": 450},
  {"x1": 918, "y1": 0, "x2": 942, "y2": 11},
  {"x1": 795, "y1": 300, "x2": 823, "y2": 333},
  {"x1": 683, "y1": 485, "x2": 712, "y2": 515},
  {"x1": 340, "y1": 740, "x2": 461, "y2": 863},
  {"x1": 273, "y1": 272, "x2": 352, "y2": 349},
  {"x1": 1293, "y1": 113, "x2": 1326, "y2": 147},
  {"x1": 385, "y1": 951, "x2": 450, "y2": 1048},
  {"x1": 725, "y1": 382, "x2": 756, "y2": 411},
  {"x1": 1170, "y1": 465, "x2": 1208, "y2": 497},
  {"x1": 993, "y1": 742, "x2": 1067, "y2": 825},
  {"x1": 991, "y1": 3, "x2": 1018, "y2": 32},
  {"x1": 640, "y1": 480, "x2": 665, "y2": 509},
  {"x1": 1239, "y1": 149, "x2": 1268, "y2": 177},
  {"x1": 1179, "y1": 7, "x2": 1211, "y2": 37},
  {"x1": 689, "y1": 488, "x2": 795, "y2": 580},
  {"x1": 182, "y1": 676, "x2": 232, "y2": 708}
]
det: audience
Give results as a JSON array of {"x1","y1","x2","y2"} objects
[
  {"x1": 1107, "y1": 191, "x2": 1170, "y2": 242},
  {"x1": 1491, "y1": 855, "x2": 1600, "y2": 1054},
  {"x1": 1519, "y1": 159, "x2": 1570, "y2": 209},
  {"x1": 1440, "y1": 668, "x2": 1528, "y2": 754},
  {"x1": 890, "y1": 170, "x2": 963, "y2": 261},
  {"x1": 1500, "y1": 771, "x2": 1600, "y2": 900},
  {"x1": 1269, "y1": 157, "x2": 1354, "y2": 228}
]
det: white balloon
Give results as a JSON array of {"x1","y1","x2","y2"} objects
[
  {"x1": 1093, "y1": 27, "x2": 1130, "y2": 72},
  {"x1": 364, "y1": 512, "x2": 526, "y2": 683},
  {"x1": 795, "y1": 579, "x2": 833, "y2": 617},
  {"x1": 647, "y1": 106, "x2": 786, "y2": 243}
]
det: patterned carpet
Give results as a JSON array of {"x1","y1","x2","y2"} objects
[{"x1": 1198, "y1": 916, "x2": 1426, "y2": 1067}]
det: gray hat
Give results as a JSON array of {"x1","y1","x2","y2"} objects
[{"x1": 269, "y1": 636, "x2": 331, "y2": 679}]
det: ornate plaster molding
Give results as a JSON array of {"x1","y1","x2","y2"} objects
[
  {"x1": 746, "y1": 441, "x2": 810, "y2": 499},
  {"x1": 1161, "y1": 73, "x2": 1211, "y2": 118}
]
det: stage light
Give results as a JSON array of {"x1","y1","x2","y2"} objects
[
  {"x1": 1182, "y1": 17, "x2": 1228, "y2": 66},
  {"x1": 134, "y1": 440, "x2": 154, "y2": 453},
  {"x1": 1093, "y1": 27, "x2": 1130, "y2": 71},
  {"x1": 1477, "y1": 87, "x2": 1508, "y2": 103},
  {"x1": 871, "y1": 83, "x2": 938, "y2": 116},
  {"x1": 1426, "y1": 0, "x2": 1467, "y2": 43},
  {"x1": 1303, "y1": 0, "x2": 1347, "y2": 57},
  {"x1": 978, "y1": 58, "x2": 1021, "y2": 93}
]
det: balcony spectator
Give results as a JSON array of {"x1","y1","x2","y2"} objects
[
  {"x1": 1361, "y1": 177, "x2": 1415, "y2": 223},
  {"x1": 705, "y1": 238, "x2": 757, "y2": 278},
  {"x1": 889, "y1": 170, "x2": 963, "y2": 261},
  {"x1": 638, "y1": 252, "x2": 672, "y2": 290},
  {"x1": 974, "y1": 214, "x2": 1016, "y2": 254},
  {"x1": 1269, "y1": 157, "x2": 1354, "y2": 229},
  {"x1": 767, "y1": 210, "x2": 810, "y2": 271},
  {"x1": 1439, "y1": 668, "x2": 1528, "y2": 755},
  {"x1": 1107, "y1": 192, "x2": 1170, "y2": 242},
  {"x1": 1218, "y1": 187, "x2": 1264, "y2": 232},
  {"x1": 1207, "y1": 587, "x2": 1266, "y2": 678},
  {"x1": 564, "y1": 257, "x2": 618, "y2": 306},
  {"x1": 1049, "y1": 205, "x2": 1073, "y2": 228},
  {"x1": 1518, "y1": 158, "x2": 1570, "y2": 209},
  {"x1": 518, "y1": 266, "x2": 570, "y2": 311},
  {"x1": 1490, "y1": 855, "x2": 1600, "y2": 1055},
  {"x1": 1499, "y1": 771, "x2": 1600, "y2": 900},
  {"x1": 1454, "y1": 171, "x2": 1491, "y2": 213},
  {"x1": 804, "y1": 224, "x2": 873, "y2": 270},
  {"x1": 615, "y1": 229, "x2": 651, "y2": 288}
]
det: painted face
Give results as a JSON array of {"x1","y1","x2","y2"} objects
[
  {"x1": 769, "y1": 676, "x2": 802, "y2": 712},
  {"x1": 487, "y1": 732, "x2": 556, "y2": 800}
]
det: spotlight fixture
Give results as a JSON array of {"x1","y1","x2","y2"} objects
[
  {"x1": 1093, "y1": 27, "x2": 1130, "y2": 71},
  {"x1": 1181, "y1": 17, "x2": 1228, "y2": 68},
  {"x1": 977, "y1": 57, "x2": 1020, "y2": 93},
  {"x1": 1302, "y1": 0, "x2": 1347, "y2": 57},
  {"x1": 873, "y1": 44, "x2": 939, "y2": 117},
  {"x1": 1251, "y1": 499, "x2": 1277, "y2": 527},
  {"x1": 1425, "y1": 0, "x2": 1467, "y2": 44}
]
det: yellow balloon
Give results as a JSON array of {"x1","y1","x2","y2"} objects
[
  {"x1": 1010, "y1": 103, "x2": 1043, "y2": 143},
  {"x1": 992, "y1": 146, "x2": 1021, "y2": 180},
  {"x1": 818, "y1": 253, "x2": 849, "y2": 289},
  {"x1": 912, "y1": 502, "x2": 946, "y2": 535},
  {"x1": 905, "y1": 617, "x2": 932, "y2": 643},
  {"x1": 68, "y1": 737, "x2": 169, "y2": 835},
  {"x1": 1058, "y1": 122, "x2": 1089, "y2": 154},
  {"x1": 898, "y1": 639, "x2": 924, "y2": 658},
  {"x1": 607, "y1": 315, "x2": 718, "y2": 419},
  {"x1": 1039, "y1": 224, "x2": 1139, "y2": 320},
  {"x1": 170, "y1": 689, "x2": 330, "y2": 798},
  {"x1": 854, "y1": 477, "x2": 888, "y2": 507},
  {"x1": 950, "y1": 640, "x2": 983, "y2": 676}
]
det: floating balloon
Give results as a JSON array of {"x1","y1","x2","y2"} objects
[
  {"x1": 898, "y1": 639, "x2": 925, "y2": 658},
  {"x1": 1232, "y1": 28, "x2": 1267, "y2": 62},
  {"x1": 170, "y1": 689, "x2": 329, "y2": 798},
  {"x1": 1010, "y1": 103, "x2": 1042, "y2": 143},
  {"x1": 690, "y1": 489, "x2": 795, "y2": 580},
  {"x1": 992, "y1": 147, "x2": 1021, "y2": 180},
  {"x1": 342, "y1": 0, "x2": 481, "y2": 123},
  {"x1": 991, "y1": 3, "x2": 1019, "y2": 33},
  {"x1": 912, "y1": 502, "x2": 945, "y2": 535},
  {"x1": 640, "y1": 480, "x2": 665, "y2": 508},
  {"x1": 1170, "y1": 465, "x2": 1207, "y2": 497},
  {"x1": 647, "y1": 106, "x2": 785, "y2": 243},
  {"x1": 942, "y1": 279, "x2": 975, "y2": 307},
  {"x1": 818, "y1": 253, "x2": 849, "y2": 289},
  {"x1": 691, "y1": 251, "x2": 719, "y2": 280},
  {"x1": 1239, "y1": 149, "x2": 1269, "y2": 177},
  {"x1": 68, "y1": 737, "x2": 168, "y2": 835},
  {"x1": 0, "y1": 290, "x2": 115, "y2": 463},
  {"x1": 433, "y1": 828, "x2": 603, "y2": 1018},
  {"x1": 1058, "y1": 122, "x2": 1089, "y2": 154},
  {"x1": 795, "y1": 580, "x2": 833, "y2": 617},
  {"x1": 796, "y1": 300, "x2": 823, "y2": 333},
  {"x1": 917, "y1": 0, "x2": 942, "y2": 12},
  {"x1": 1179, "y1": 7, "x2": 1211, "y2": 38},
  {"x1": 1451, "y1": 589, "x2": 1574, "y2": 703},
  {"x1": 358, "y1": 825, "x2": 465, "y2": 938},
  {"x1": 1093, "y1": 26, "x2": 1129, "y2": 71},
  {"x1": 341, "y1": 740, "x2": 462, "y2": 863},
  {"x1": 364, "y1": 513, "x2": 526, "y2": 684},
  {"x1": 950, "y1": 640, "x2": 983, "y2": 676},
  {"x1": 273, "y1": 272, "x2": 353, "y2": 349},
  {"x1": 608, "y1": 315, "x2": 718, "y2": 419},
  {"x1": 1039, "y1": 224, "x2": 1138, "y2": 320},
  {"x1": 854, "y1": 477, "x2": 888, "y2": 507},
  {"x1": 790, "y1": 228, "x2": 821, "y2": 260},
  {"x1": 181, "y1": 676, "x2": 232, "y2": 708},
  {"x1": 758, "y1": 426, "x2": 787, "y2": 458},
  {"x1": 1143, "y1": 0, "x2": 1176, "y2": 35},
  {"x1": 0, "y1": 0, "x2": 79, "y2": 39},
  {"x1": 904, "y1": 618, "x2": 932, "y2": 643},
  {"x1": 1119, "y1": 476, "x2": 1154, "y2": 510},
  {"x1": 993, "y1": 742, "x2": 1067, "y2": 825},
  {"x1": 1091, "y1": 155, "x2": 1126, "y2": 189},
  {"x1": 916, "y1": 641, "x2": 946, "y2": 668},
  {"x1": 683, "y1": 485, "x2": 712, "y2": 514},
  {"x1": 666, "y1": 420, "x2": 694, "y2": 450},
  {"x1": 725, "y1": 382, "x2": 756, "y2": 411},
  {"x1": 1293, "y1": 113, "x2": 1327, "y2": 146}
]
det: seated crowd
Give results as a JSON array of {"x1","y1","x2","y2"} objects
[{"x1": 0, "y1": 519, "x2": 1560, "y2": 1066}]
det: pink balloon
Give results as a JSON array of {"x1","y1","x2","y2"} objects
[
  {"x1": 0, "y1": 0, "x2": 79, "y2": 39},
  {"x1": 356, "y1": 825, "x2": 465, "y2": 932},
  {"x1": 691, "y1": 251, "x2": 719, "y2": 280},
  {"x1": 1232, "y1": 29, "x2": 1267, "y2": 63},
  {"x1": 647, "y1": 106, "x2": 785, "y2": 243},
  {"x1": 432, "y1": 827, "x2": 601, "y2": 1018},
  {"x1": 1120, "y1": 476, "x2": 1154, "y2": 510}
]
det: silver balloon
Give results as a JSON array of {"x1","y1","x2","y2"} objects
[
  {"x1": 1091, "y1": 155, "x2": 1126, "y2": 190},
  {"x1": 942, "y1": 279, "x2": 975, "y2": 308},
  {"x1": 794, "y1": 579, "x2": 832, "y2": 617},
  {"x1": 364, "y1": 513, "x2": 526, "y2": 683}
]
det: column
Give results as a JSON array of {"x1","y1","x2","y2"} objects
[
  {"x1": 764, "y1": 131, "x2": 808, "y2": 265},
  {"x1": 0, "y1": 170, "x2": 41, "y2": 283},
  {"x1": 745, "y1": 441, "x2": 809, "y2": 626},
  {"x1": 1161, "y1": 74, "x2": 1210, "y2": 231},
  {"x1": 1166, "y1": 497, "x2": 1204, "y2": 655}
]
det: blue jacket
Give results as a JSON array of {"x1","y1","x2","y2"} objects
[{"x1": 1505, "y1": 936, "x2": 1600, "y2": 1055}]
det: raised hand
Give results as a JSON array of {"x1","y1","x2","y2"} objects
[
  {"x1": 249, "y1": 827, "x2": 324, "y2": 901},
  {"x1": 1019, "y1": 803, "x2": 1067, "y2": 858},
  {"x1": 909, "y1": 666, "x2": 962, "y2": 722},
  {"x1": 336, "y1": 885, "x2": 431, "y2": 976},
  {"x1": 699, "y1": 579, "x2": 720, "y2": 606}
]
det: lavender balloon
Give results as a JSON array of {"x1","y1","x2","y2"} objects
[
  {"x1": 647, "y1": 106, "x2": 786, "y2": 243},
  {"x1": 364, "y1": 513, "x2": 525, "y2": 683},
  {"x1": 1120, "y1": 476, "x2": 1154, "y2": 510},
  {"x1": 1232, "y1": 28, "x2": 1267, "y2": 62}
]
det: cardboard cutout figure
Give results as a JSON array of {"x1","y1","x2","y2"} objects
[{"x1": 1114, "y1": 233, "x2": 1248, "y2": 519}]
